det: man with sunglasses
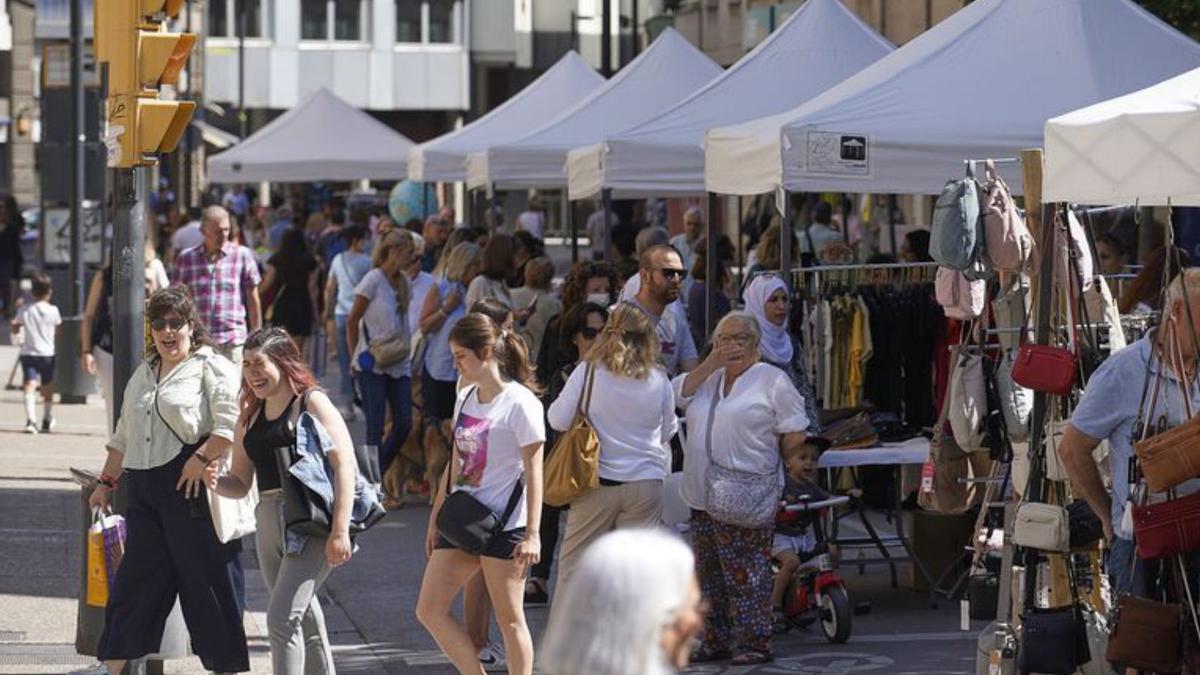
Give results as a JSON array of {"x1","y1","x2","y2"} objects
[
  {"x1": 629, "y1": 244, "x2": 699, "y2": 377},
  {"x1": 172, "y1": 205, "x2": 263, "y2": 367}
]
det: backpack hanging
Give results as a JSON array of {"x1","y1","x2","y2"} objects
[{"x1": 981, "y1": 159, "x2": 1037, "y2": 274}]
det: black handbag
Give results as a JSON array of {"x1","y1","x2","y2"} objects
[
  {"x1": 1066, "y1": 500, "x2": 1104, "y2": 549},
  {"x1": 1019, "y1": 605, "x2": 1089, "y2": 674}
]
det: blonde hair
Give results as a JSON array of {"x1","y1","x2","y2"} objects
[
  {"x1": 371, "y1": 229, "x2": 415, "y2": 269},
  {"x1": 585, "y1": 303, "x2": 658, "y2": 380},
  {"x1": 443, "y1": 242, "x2": 483, "y2": 284}
]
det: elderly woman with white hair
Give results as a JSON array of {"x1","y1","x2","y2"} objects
[
  {"x1": 673, "y1": 311, "x2": 810, "y2": 666},
  {"x1": 743, "y1": 273, "x2": 820, "y2": 429},
  {"x1": 539, "y1": 529, "x2": 704, "y2": 675}
]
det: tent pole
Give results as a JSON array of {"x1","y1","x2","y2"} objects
[
  {"x1": 780, "y1": 191, "x2": 793, "y2": 293},
  {"x1": 887, "y1": 194, "x2": 898, "y2": 256},
  {"x1": 705, "y1": 192, "x2": 718, "y2": 342},
  {"x1": 602, "y1": 188, "x2": 613, "y2": 261},
  {"x1": 736, "y1": 195, "x2": 744, "y2": 292},
  {"x1": 565, "y1": 190, "x2": 577, "y2": 263}
]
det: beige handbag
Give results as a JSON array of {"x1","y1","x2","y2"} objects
[
  {"x1": 1012, "y1": 502, "x2": 1070, "y2": 552},
  {"x1": 948, "y1": 345, "x2": 988, "y2": 452}
]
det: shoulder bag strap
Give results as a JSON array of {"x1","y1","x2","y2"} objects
[
  {"x1": 576, "y1": 363, "x2": 596, "y2": 423},
  {"x1": 496, "y1": 477, "x2": 525, "y2": 534},
  {"x1": 445, "y1": 385, "x2": 478, "y2": 496}
]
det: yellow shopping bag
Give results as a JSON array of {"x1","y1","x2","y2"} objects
[{"x1": 86, "y1": 511, "x2": 108, "y2": 607}]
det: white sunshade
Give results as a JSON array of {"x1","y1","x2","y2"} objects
[
  {"x1": 567, "y1": 0, "x2": 892, "y2": 200},
  {"x1": 705, "y1": 0, "x2": 1200, "y2": 196},
  {"x1": 408, "y1": 52, "x2": 604, "y2": 183},
  {"x1": 208, "y1": 88, "x2": 415, "y2": 183},
  {"x1": 1045, "y1": 66, "x2": 1200, "y2": 206},
  {"x1": 466, "y1": 28, "x2": 722, "y2": 191}
]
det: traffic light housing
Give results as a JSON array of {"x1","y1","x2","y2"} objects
[{"x1": 94, "y1": 0, "x2": 196, "y2": 168}]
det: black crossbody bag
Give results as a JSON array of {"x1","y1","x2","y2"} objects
[{"x1": 435, "y1": 385, "x2": 524, "y2": 555}]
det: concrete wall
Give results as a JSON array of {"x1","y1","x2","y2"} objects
[{"x1": 10, "y1": 0, "x2": 34, "y2": 205}]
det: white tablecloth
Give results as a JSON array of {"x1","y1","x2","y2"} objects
[{"x1": 818, "y1": 437, "x2": 931, "y2": 468}]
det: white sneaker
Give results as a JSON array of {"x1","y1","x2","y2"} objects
[
  {"x1": 24, "y1": 419, "x2": 38, "y2": 434},
  {"x1": 478, "y1": 640, "x2": 507, "y2": 672}
]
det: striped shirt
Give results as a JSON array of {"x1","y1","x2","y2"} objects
[{"x1": 172, "y1": 243, "x2": 262, "y2": 346}]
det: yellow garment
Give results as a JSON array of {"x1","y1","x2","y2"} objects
[{"x1": 848, "y1": 302, "x2": 865, "y2": 407}]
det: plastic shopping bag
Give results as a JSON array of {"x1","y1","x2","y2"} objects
[{"x1": 86, "y1": 509, "x2": 126, "y2": 607}]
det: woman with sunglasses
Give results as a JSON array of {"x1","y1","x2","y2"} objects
[
  {"x1": 548, "y1": 303, "x2": 678, "y2": 599},
  {"x1": 527, "y1": 301, "x2": 608, "y2": 606},
  {"x1": 89, "y1": 285, "x2": 249, "y2": 675}
]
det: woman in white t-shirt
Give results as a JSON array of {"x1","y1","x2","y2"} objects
[
  {"x1": 515, "y1": 195, "x2": 545, "y2": 240},
  {"x1": 548, "y1": 303, "x2": 678, "y2": 594},
  {"x1": 673, "y1": 311, "x2": 809, "y2": 666},
  {"x1": 417, "y1": 313, "x2": 546, "y2": 675},
  {"x1": 345, "y1": 231, "x2": 414, "y2": 509}
]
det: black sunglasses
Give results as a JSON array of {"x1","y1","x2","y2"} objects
[
  {"x1": 150, "y1": 317, "x2": 187, "y2": 332},
  {"x1": 580, "y1": 327, "x2": 600, "y2": 340},
  {"x1": 657, "y1": 267, "x2": 686, "y2": 280}
]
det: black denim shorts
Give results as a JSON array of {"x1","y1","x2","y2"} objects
[{"x1": 436, "y1": 528, "x2": 527, "y2": 560}]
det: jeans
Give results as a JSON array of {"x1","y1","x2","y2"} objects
[
  {"x1": 334, "y1": 315, "x2": 353, "y2": 401},
  {"x1": 357, "y1": 370, "x2": 412, "y2": 477}
]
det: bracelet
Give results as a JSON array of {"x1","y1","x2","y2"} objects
[
  {"x1": 98, "y1": 474, "x2": 118, "y2": 489},
  {"x1": 193, "y1": 452, "x2": 213, "y2": 466}
]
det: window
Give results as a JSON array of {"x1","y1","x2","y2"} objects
[
  {"x1": 301, "y1": 0, "x2": 329, "y2": 39},
  {"x1": 428, "y1": 0, "x2": 454, "y2": 43},
  {"x1": 396, "y1": 1, "x2": 421, "y2": 43},
  {"x1": 333, "y1": 0, "x2": 361, "y2": 40},
  {"x1": 208, "y1": 0, "x2": 266, "y2": 37}
]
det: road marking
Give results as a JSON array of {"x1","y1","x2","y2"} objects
[{"x1": 760, "y1": 652, "x2": 894, "y2": 673}]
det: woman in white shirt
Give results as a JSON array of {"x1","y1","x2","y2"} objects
[
  {"x1": 417, "y1": 313, "x2": 545, "y2": 675},
  {"x1": 346, "y1": 230, "x2": 414, "y2": 508},
  {"x1": 674, "y1": 311, "x2": 809, "y2": 666},
  {"x1": 548, "y1": 303, "x2": 679, "y2": 593},
  {"x1": 88, "y1": 285, "x2": 248, "y2": 674}
]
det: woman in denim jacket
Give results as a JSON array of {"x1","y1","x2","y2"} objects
[{"x1": 208, "y1": 327, "x2": 358, "y2": 675}]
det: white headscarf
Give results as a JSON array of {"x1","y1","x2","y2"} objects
[{"x1": 745, "y1": 274, "x2": 792, "y2": 365}]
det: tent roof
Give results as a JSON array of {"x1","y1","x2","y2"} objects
[
  {"x1": 567, "y1": 0, "x2": 892, "y2": 199},
  {"x1": 705, "y1": 0, "x2": 1200, "y2": 196},
  {"x1": 1045, "y1": 66, "x2": 1200, "y2": 206},
  {"x1": 408, "y1": 52, "x2": 604, "y2": 183},
  {"x1": 467, "y1": 28, "x2": 722, "y2": 190},
  {"x1": 208, "y1": 88, "x2": 415, "y2": 183}
]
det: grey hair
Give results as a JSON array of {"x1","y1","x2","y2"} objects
[
  {"x1": 684, "y1": 205, "x2": 704, "y2": 222},
  {"x1": 539, "y1": 529, "x2": 694, "y2": 675},
  {"x1": 635, "y1": 227, "x2": 671, "y2": 256},
  {"x1": 202, "y1": 205, "x2": 230, "y2": 227},
  {"x1": 1164, "y1": 268, "x2": 1200, "y2": 317},
  {"x1": 714, "y1": 310, "x2": 761, "y2": 346}
]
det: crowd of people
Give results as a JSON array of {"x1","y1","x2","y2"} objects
[{"x1": 76, "y1": 190, "x2": 896, "y2": 675}]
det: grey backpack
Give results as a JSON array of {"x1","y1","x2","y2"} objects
[{"x1": 931, "y1": 178, "x2": 989, "y2": 278}]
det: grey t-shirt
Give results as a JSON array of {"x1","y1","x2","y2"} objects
[
  {"x1": 627, "y1": 298, "x2": 698, "y2": 378},
  {"x1": 1070, "y1": 333, "x2": 1200, "y2": 538}
]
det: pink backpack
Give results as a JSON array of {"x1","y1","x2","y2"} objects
[
  {"x1": 982, "y1": 160, "x2": 1037, "y2": 273},
  {"x1": 936, "y1": 267, "x2": 986, "y2": 320}
]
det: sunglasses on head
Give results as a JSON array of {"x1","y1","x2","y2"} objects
[{"x1": 150, "y1": 317, "x2": 187, "y2": 332}]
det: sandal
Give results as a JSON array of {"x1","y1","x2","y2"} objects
[
  {"x1": 731, "y1": 650, "x2": 774, "y2": 666},
  {"x1": 772, "y1": 608, "x2": 790, "y2": 634},
  {"x1": 689, "y1": 647, "x2": 731, "y2": 663}
]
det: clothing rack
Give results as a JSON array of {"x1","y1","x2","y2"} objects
[{"x1": 964, "y1": 157, "x2": 1021, "y2": 179}]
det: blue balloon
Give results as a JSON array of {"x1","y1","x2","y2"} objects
[{"x1": 389, "y1": 181, "x2": 439, "y2": 225}]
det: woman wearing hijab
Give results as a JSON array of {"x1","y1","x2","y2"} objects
[{"x1": 743, "y1": 274, "x2": 819, "y2": 430}]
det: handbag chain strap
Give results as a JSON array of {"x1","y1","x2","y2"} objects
[{"x1": 703, "y1": 370, "x2": 782, "y2": 477}]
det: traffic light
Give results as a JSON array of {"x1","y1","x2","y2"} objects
[{"x1": 94, "y1": 0, "x2": 196, "y2": 168}]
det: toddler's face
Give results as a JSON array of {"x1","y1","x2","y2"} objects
[{"x1": 786, "y1": 445, "x2": 819, "y2": 482}]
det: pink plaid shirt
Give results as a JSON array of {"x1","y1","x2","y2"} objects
[{"x1": 171, "y1": 243, "x2": 262, "y2": 346}]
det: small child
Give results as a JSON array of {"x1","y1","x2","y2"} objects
[
  {"x1": 771, "y1": 437, "x2": 832, "y2": 630},
  {"x1": 11, "y1": 273, "x2": 62, "y2": 433}
]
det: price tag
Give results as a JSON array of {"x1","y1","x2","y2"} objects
[{"x1": 921, "y1": 460, "x2": 935, "y2": 493}]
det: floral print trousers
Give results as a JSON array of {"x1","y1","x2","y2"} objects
[{"x1": 691, "y1": 510, "x2": 774, "y2": 654}]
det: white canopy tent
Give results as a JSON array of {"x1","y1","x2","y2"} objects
[
  {"x1": 408, "y1": 52, "x2": 604, "y2": 183},
  {"x1": 566, "y1": 0, "x2": 892, "y2": 200},
  {"x1": 466, "y1": 28, "x2": 721, "y2": 191},
  {"x1": 705, "y1": 0, "x2": 1200, "y2": 196},
  {"x1": 208, "y1": 88, "x2": 415, "y2": 183},
  {"x1": 1045, "y1": 66, "x2": 1200, "y2": 206}
]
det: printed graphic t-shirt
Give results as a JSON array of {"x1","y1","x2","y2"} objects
[{"x1": 452, "y1": 382, "x2": 546, "y2": 531}]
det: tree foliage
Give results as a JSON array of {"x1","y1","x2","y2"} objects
[{"x1": 1136, "y1": 0, "x2": 1200, "y2": 40}]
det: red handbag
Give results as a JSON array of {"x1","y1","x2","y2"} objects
[
  {"x1": 1011, "y1": 343, "x2": 1078, "y2": 396},
  {"x1": 1132, "y1": 489, "x2": 1200, "y2": 560}
]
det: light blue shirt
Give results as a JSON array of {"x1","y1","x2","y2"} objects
[
  {"x1": 424, "y1": 279, "x2": 466, "y2": 382},
  {"x1": 330, "y1": 251, "x2": 372, "y2": 317},
  {"x1": 1069, "y1": 332, "x2": 1200, "y2": 538}
]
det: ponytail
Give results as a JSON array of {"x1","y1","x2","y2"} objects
[{"x1": 449, "y1": 313, "x2": 542, "y2": 394}]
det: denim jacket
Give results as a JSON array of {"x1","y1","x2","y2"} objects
[{"x1": 281, "y1": 410, "x2": 382, "y2": 555}]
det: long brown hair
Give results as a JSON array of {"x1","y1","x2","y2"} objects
[
  {"x1": 237, "y1": 327, "x2": 320, "y2": 423},
  {"x1": 449, "y1": 313, "x2": 540, "y2": 393},
  {"x1": 147, "y1": 285, "x2": 215, "y2": 359},
  {"x1": 1119, "y1": 246, "x2": 1191, "y2": 314}
]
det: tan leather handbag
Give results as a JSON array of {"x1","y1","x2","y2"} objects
[
  {"x1": 1134, "y1": 319, "x2": 1200, "y2": 492},
  {"x1": 543, "y1": 365, "x2": 600, "y2": 508}
]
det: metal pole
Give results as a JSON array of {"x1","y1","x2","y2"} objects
[
  {"x1": 736, "y1": 195, "x2": 744, "y2": 292},
  {"x1": 704, "y1": 192, "x2": 718, "y2": 341},
  {"x1": 887, "y1": 194, "x2": 898, "y2": 256},
  {"x1": 780, "y1": 191, "x2": 793, "y2": 293},
  {"x1": 601, "y1": 188, "x2": 613, "y2": 261},
  {"x1": 69, "y1": 0, "x2": 85, "y2": 314},
  {"x1": 601, "y1": 0, "x2": 612, "y2": 76},
  {"x1": 110, "y1": 168, "x2": 146, "y2": 424},
  {"x1": 237, "y1": 0, "x2": 247, "y2": 139},
  {"x1": 182, "y1": 1, "x2": 194, "y2": 208},
  {"x1": 630, "y1": 0, "x2": 639, "y2": 59},
  {"x1": 569, "y1": 193, "x2": 578, "y2": 263}
]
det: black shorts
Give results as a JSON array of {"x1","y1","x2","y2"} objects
[
  {"x1": 422, "y1": 367, "x2": 458, "y2": 420},
  {"x1": 435, "y1": 528, "x2": 526, "y2": 560},
  {"x1": 20, "y1": 355, "x2": 55, "y2": 385}
]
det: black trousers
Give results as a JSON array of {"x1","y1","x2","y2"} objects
[{"x1": 97, "y1": 448, "x2": 250, "y2": 673}]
